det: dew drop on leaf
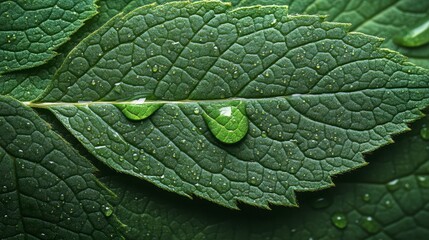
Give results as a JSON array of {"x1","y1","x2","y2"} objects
[
  {"x1": 310, "y1": 197, "x2": 332, "y2": 209},
  {"x1": 201, "y1": 101, "x2": 248, "y2": 144},
  {"x1": 331, "y1": 213, "x2": 348, "y2": 229},
  {"x1": 362, "y1": 193, "x2": 371, "y2": 202},
  {"x1": 386, "y1": 179, "x2": 400, "y2": 192},
  {"x1": 102, "y1": 205, "x2": 113, "y2": 217},
  {"x1": 116, "y1": 103, "x2": 163, "y2": 121},
  {"x1": 151, "y1": 64, "x2": 159, "y2": 73},
  {"x1": 232, "y1": 70, "x2": 239, "y2": 79},
  {"x1": 359, "y1": 216, "x2": 380, "y2": 234},
  {"x1": 420, "y1": 126, "x2": 429, "y2": 140},
  {"x1": 395, "y1": 19, "x2": 429, "y2": 47},
  {"x1": 417, "y1": 175, "x2": 429, "y2": 188}
]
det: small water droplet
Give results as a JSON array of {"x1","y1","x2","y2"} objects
[
  {"x1": 417, "y1": 175, "x2": 429, "y2": 188},
  {"x1": 311, "y1": 197, "x2": 332, "y2": 209},
  {"x1": 102, "y1": 205, "x2": 113, "y2": 217},
  {"x1": 359, "y1": 216, "x2": 380, "y2": 234},
  {"x1": 151, "y1": 65, "x2": 159, "y2": 73},
  {"x1": 232, "y1": 70, "x2": 239, "y2": 79},
  {"x1": 202, "y1": 101, "x2": 248, "y2": 144},
  {"x1": 420, "y1": 126, "x2": 429, "y2": 140},
  {"x1": 362, "y1": 193, "x2": 371, "y2": 202},
  {"x1": 193, "y1": 108, "x2": 200, "y2": 114},
  {"x1": 119, "y1": 156, "x2": 124, "y2": 162},
  {"x1": 384, "y1": 199, "x2": 392, "y2": 208},
  {"x1": 386, "y1": 179, "x2": 400, "y2": 192},
  {"x1": 132, "y1": 153, "x2": 139, "y2": 161},
  {"x1": 59, "y1": 194, "x2": 65, "y2": 201},
  {"x1": 395, "y1": 19, "x2": 429, "y2": 47},
  {"x1": 331, "y1": 213, "x2": 347, "y2": 229}
]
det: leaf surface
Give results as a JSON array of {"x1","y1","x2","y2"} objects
[
  {"x1": 0, "y1": 0, "x2": 97, "y2": 74},
  {"x1": 34, "y1": 1, "x2": 429, "y2": 208},
  {"x1": 0, "y1": 96, "x2": 123, "y2": 239}
]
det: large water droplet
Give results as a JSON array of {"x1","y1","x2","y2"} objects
[
  {"x1": 116, "y1": 103, "x2": 163, "y2": 121},
  {"x1": 359, "y1": 216, "x2": 380, "y2": 234},
  {"x1": 331, "y1": 213, "x2": 348, "y2": 229},
  {"x1": 420, "y1": 126, "x2": 429, "y2": 140},
  {"x1": 202, "y1": 101, "x2": 248, "y2": 144},
  {"x1": 395, "y1": 20, "x2": 429, "y2": 47},
  {"x1": 311, "y1": 197, "x2": 332, "y2": 209}
]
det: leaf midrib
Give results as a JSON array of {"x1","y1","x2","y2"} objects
[{"x1": 26, "y1": 84, "x2": 429, "y2": 108}]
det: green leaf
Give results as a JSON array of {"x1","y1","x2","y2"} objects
[
  {"x1": 0, "y1": 0, "x2": 97, "y2": 74},
  {"x1": 294, "y1": 0, "x2": 429, "y2": 68},
  {"x1": 102, "y1": 116, "x2": 429, "y2": 239},
  {"x1": 30, "y1": 1, "x2": 429, "y2": 209},
  {"x1": 0, "y1": 96, "x2": 123, "y2": 239}
]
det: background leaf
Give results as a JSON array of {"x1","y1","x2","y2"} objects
[
  {"x1": 288, "y1": 0, "x2": 429, "y2": 68},
  {"x1": 0, "y1": 96, "x2": 123, "y2": 239},
  {"x1": 0, "y1": 0, "x2": 97, "y2": 74}
]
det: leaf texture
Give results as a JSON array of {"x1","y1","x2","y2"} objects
[
  {"x1": 33, "y1": 1, "x2": 429, "y2": 208},
  {"x1": 0, "y1": 96, "x2": 123, "y2": 239}
]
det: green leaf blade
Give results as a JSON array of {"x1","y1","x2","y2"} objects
[{"x1": 34, "y1": 1, "x2": 429, "y2": 208}]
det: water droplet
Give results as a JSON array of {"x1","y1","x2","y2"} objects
[
  {"x1": 116, "y1": 103, "x2": 163, "y2": 121},
  {"x1": 202, "y1": 101, "x2": 248, "y2": 144},
  {"x1": 151, "y1": 65, "x2": 159, "y2": 73},
  {"x1": 59, "y1": 194, "x2": 65, "y2": 201},
  {"x1": 362, "y1": 193, "x2": 371, "y2": 202},
  {"x1": 386, "y1": 179, "x2": 400, "y2": 192},
  {"x1": 232, "y1": 70, "x2": 239, "y2": 79},
  {"x1": 102, "y1": 205, "x2": 113, "y2": 217},
  {"x1": 359, "y1": 216, "x2": 380, "y2": 234},
  {"x1": 384, "y1": 199, "x2": 392, "y2": 208},
  {"x1": 193, "y1": 108, "x2": 200, "y2": 115},
  {"x1": 132, "y1": 153, "x2": 139, "y2": 161},
  {"x1": 311, "y1": 197, "x2": 332, "y2": 209},
  {"x1": 331, "y1": 213, "x2": 347, "y2": 229},
  {"x1": 421, "y1": 127, "x2": 429, "y2": 140},
  {"x1": 395, "y1": 20, "x2": 429, "y2": 47},
  {"x1": 119, "y1": 156, "x2": 124, "y2": 162},
  {"x1": 417, "y1": 175, "x2": 429, "y2": 188}
]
